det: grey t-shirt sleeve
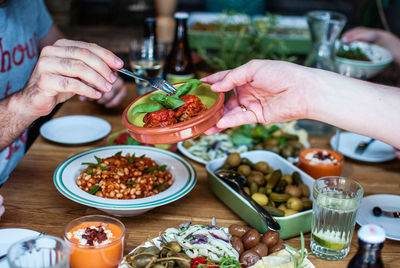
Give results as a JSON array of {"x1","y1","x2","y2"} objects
[{"x1": 36, "y1": 0, "x2": 53, "y2": 40}]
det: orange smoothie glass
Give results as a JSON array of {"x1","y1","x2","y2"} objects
[
  {"x1": 298, "y1": 148, "x2": 344, "y2": 179},
  {"x1": 64, "y1": 215, "x2": 125, "y2": 268}
]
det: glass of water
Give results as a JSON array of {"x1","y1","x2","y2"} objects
[
  {"x1": 129, "y1": 39, "x2": 169, "y2": 96},
  {"x1": 311, "y1": 176, "x2": 364, "y2": 260},
  {"x1": 7, "y1": 235, "x2": 70, "y2": 268}
]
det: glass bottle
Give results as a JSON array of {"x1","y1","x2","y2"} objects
[
  {"x1": 348, "y1": 224, "x2": 385, "y2": 268},
  {"x1": 299, "y1": 10, "x2": 347, "y2": 136},
  {"x1": 164, "y1": 12, "x2": 195, "y2": 84}
]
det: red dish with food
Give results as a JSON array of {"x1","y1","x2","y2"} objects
[
  {"x1": 122, "y1": 80, "x2": 224, "y2": 144},
  {"x1": 298, "y1": 148, "x2": 344, "y2": 179}
]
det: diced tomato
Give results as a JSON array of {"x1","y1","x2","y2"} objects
[
  {"x1": 175, "y1": 94, "x2": 207, "y2": 122},
  {"x1": 191, "y1": 257, "x2": 218, "y2": 268},
  {"x1": 143, "y1": 109, "x2": 177, "y2": 128},
  {"x1": 113, "y1": 132, "x2": 129, "y2": 145}
]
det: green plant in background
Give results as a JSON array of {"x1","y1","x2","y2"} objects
[{"x1": 196, "y1": 12, "x2": 297, "y2": 72}]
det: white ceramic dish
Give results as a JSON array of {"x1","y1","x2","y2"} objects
[
  {"x1": 335, "y1": 41, "x2": 393, "y2": 79},
  {"x1": 330, "y1": 132, "x2": 395, "y2": 162},
  {"x1": 356, "y1": 194, "x2": 400, "y2": 241},
  {"x1": 177, "y1": 141, "x2": 208, "y2": 164},
  {"x1": 0, "y1": 228, "x2": 39, "y2": 268},
  {"x1": 40, "y1": 115, "x2": 111, "y2": 144},
  {"x1": 53, "y1": 146, "x2": 196, "y2": 216}
]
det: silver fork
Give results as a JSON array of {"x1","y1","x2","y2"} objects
[
  {"x1": 116, "y1": 68, "x2": 176, "y2": 95},
  {"x1": 354, "y1": 138, "x2": 375, "y2": 154}
]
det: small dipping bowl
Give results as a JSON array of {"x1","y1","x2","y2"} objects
[
  {"x1": 298, "y1": 148, "x2": 344, "y2": 179},
  {"x1": 122, "y1": 82, "x2": 224, "y2": 144},
  {"x1": 64, "y1": 215, "x2": 125, "y2": 268}
]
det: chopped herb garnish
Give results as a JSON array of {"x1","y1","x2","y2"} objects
[
  {"x1": 99, "y1": 165, "x2": 109, "y2": 171},
  {"x1": 94, "y1": 155, "x2": 102, "y2": 164},
  {"x1": 154, "y1": 182, "x2": 167, "y2": 189},
  {"x1": 144, "y1": 166, "x2": 157, "y2": 173},
  {"x1": 125, "y1": 181, "x2": 137, "y2": 186},
  {"x1": 81, "y1": 162, "x2": 98, "y2": 167},
  {"x1": 127, "y1": 136, "x2": 141, "y2": 145},
  {"x1": 114, "y1": 151, "x2": 122, "y2": 156},
  {"x1": 88, "y1": 185, "x2": 100, "y2": 194},
  {"x1": 284, "y1": 232, "x2": 311, "y2": 268},
  {"x1": 85, "y1": 170, "x2": 94, "y2": 175},
  {"x1": 158, "y1": 165, "x2": 167, "y2": 171},
  {"x1": 139, "y1": 154, "x2": 146, "y2": 158}
]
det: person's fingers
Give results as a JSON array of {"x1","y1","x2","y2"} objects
[
  {"x1": 204, "y1": 126, "x2": 225, "y2": 135},
  {"x1": 395, "y1": 150, "x2": 400, "y2": 160},
  {"x1": 0, "y1": 195, "x2": 3, "y2": 205},
  {"x1": 41, "y1": 45, "x2": 117, "y2": 84},
  {"x1": 38, "y1": 73, "x2": 101, "y2": 99},
  {"x1": 200, "y1": 70, "x2": 230, "y2": 84},
  {"x1": 79, "y1": 96, "x2": 88, "y2": 101},
  {"x1": 53, "y1": 39, "x2": 124, "y2": 69},
  {"x1": 97, "y1": 77, "x2": 124, "y2": 104},
  {"x1": 216, "y1": 106, "x2": 258, "y2": 129},
  {"x1": 342, "y1": 27, "x2": 375, "y2": 43},
  {"x1": 104, "y1": 84, "x2": 127, "y2": 108},
  {"x1": 210, "y1": 60, "x2": 264, "y2": 92},
  {"x1": 37, "y1": 56, "x2": 112, "y2": 93}
]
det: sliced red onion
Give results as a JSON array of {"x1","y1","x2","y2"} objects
[
  {"x1": 209, "y1": 232, "x2": 229, "y2": 243},
  {"x1": 190, "y1": 234, "x2": 208, "y2": 244},
  {"x1": 179, "y1": 221, "x2": 191, "y2": 230}
]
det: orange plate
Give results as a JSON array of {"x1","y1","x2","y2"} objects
[
  {"x1": 298, "y1": 148, "x2": 344, "y2": 179},
  {"x1": 122, "y1": 83, "x2": 224, "y2": 144}
]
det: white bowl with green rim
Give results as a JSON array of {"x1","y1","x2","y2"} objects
[
  {"x1": 53, "y1": 145, "x2": 196, "y2": 216},
  {"x1": 335, "y1": 41, "x2": 393, "y2": 79},
  {"x1": 206, "y1": 150, "x2": 314, "y2": 239}
]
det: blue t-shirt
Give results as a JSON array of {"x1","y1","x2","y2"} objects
[{"x1": 0, "y1": 0, "x2": 53, "y2": 184}]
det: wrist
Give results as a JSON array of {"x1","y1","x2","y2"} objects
[{"x1": 9, "y1": 90, "x2": 39, "y2": 123}]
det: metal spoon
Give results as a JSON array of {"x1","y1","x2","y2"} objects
[
  {"x1": 373, "y1": 206, "x2": 400, "y2": 218},
  {"x1": 215, "y1": 169, "x2": 281, "y2": 231}
]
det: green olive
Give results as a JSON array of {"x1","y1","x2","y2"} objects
[
  {"x1": 142, "y1": 246, "x2": 160, "y2": 255},
  {"x1": 252, "y1": 193, "x2": 269, "y2": 206},
  {"x1": 240, "y1": 157, "x2": 253, "y2": 166},
  {"x1": 302, "y1": 198, "x2": 313, "y2": 210},
  {"x1": 277, "y1": 203, "x2": 287, "y2": 211},
  {"x1": 258, "y1": 186, "x2": 265, "y2": 193},
  {"x1": 175, "y1": 252, "x2": 191, "y2": 268},
  {"x1": 287, "y1": 197, "x2": 304, "y2": 211},
  {"x1": 281, "y1": 146, "x2": 293, "y2": 158},
  {"x1": 284, "y1": 185, "x2": 302, "y2": 198},
  {"x1": 253, "y1": 144, "x2": 264, "y2": 150},
  {"x1": 182, "y1": 140, "x2": 193, "y2": 149},
  {"x1": 152, "y1": 264, "x2": 165, "y2": 268},
  {"x1": 288, "y1": 140, "x2": 304, "y2": 150},
  {"x1": 281, "y1": 174, "x2": 293, "y2": 185},
  {"x1": 264, "y1": 138, "x2": 279, "y2": 146},
  {"x1": 131, "y1": 253, "x2": 155, "y2": 268},
  {"x1": 264, "y1": 144, "x2": 281, "y2": 154},
  {"x1": 284, "y1": 209, "x2": 298, "y2": 216},
  {"x1": 299, "y1": 184, "x2": 310, "y2": 197},
  {"x1": 253, "y1": 161, "x2": 270, "y2": 174},
  {"x1": 248, "y1": 171, "x2": 265, "y2": 186},
  {"x1": 167, "y1": 241, "x2": 181, "y2": 254},
  {"x1": 237, "y1": 165, "x2": 252, "y2": 177},
  {"x1": 243, "y1": 186, "x2": 250, "y2": 195},
  {"x1": 225, "y1": 152, "x2": 241, "y2": 168},
  {"x1": 250, "y1": 182, "x2": 259, "y2": 195}
]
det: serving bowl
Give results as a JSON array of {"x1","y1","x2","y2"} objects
[
  {"x1": 206, "y1": 150, "x2": 314, "y2": 239},
  {"x1": 122, "y1": 83, "x2": 224, "y2": 144},
  {"x1": 335, "y1": 41, "x2": 393, "y2": 79},
  {"x1": 54, "y1": 146, "x2": 196, "y2": 216}
]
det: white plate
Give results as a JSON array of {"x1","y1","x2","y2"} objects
[
  {"x1": 53, "y1": 146, "x2": 196, "y2": 217},
  {"x1": 0, "y1": 228, "x2": 39, "y2": 268},
  {"x1": 330, "y1": 132, "x2": 395, "y2": 162},
  {"x1": 40, "y1": 115, "x2": 111, "y2": 144},
  {"x1": 177, "y1": 141, "x2": 209, "y2": 165},
  {"x1": 356, "y1": 194, "x2": 400, "y2": 241}
]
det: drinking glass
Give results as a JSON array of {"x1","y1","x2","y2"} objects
[
  {"x1": 7, "y1": 235, "x2": 69, "y2": 268},
  {"x1": 311, "y1": 176, "x2": 364, "y2": 260},
  {"x1": 129, "y1": 39, "x2": 169, "y2": 95},
  {"x1": 64, "y1": 215, "x2": 126, "y2": 268}
]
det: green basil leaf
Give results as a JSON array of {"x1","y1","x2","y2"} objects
[
  {"x1": 158, "y1": 165, "x2": 167, "y2": 171},
  {"x1": 94, "y1": 155, "x2": 102, "y2": 164},
  {"x1": 127, "y1": 136, "x2": 141, "y2": 145},
  {"x1": 99, "y1": 165, "x2": 109, "y2": 171},
  {"x1": 267, "y1": 125, "x2": 280, "y2": 135},
  {"x1": 131, "y1": 103, "x2": 163, "y2": 115},
  {"x1": 176, "y1": 79, "x2": 202, "y2": 97},
  {"x1": 144, "y1": 166, "x2": 157, "y2": 173},
  {"x1": 125, "y1": 181, "x2": 136, "y2": 186},
  {"x1": 88, "y1": 185, "x2": 100, "y2": 194},
  {"x1": 81, "y1": 162, "x2": 98, "y2": 167},
  {"x1": 114, "y1": 151, "x2": 122, "y2": 156},
  {"x1": 164, "y1": 95, "x2": 185, "y2": 109},
  {"x1": 154, "y1": 182, "x2": 167, "y2": 189},
  {"x1": 150, "y1": 93, "x2": 168, "y2": 106},
  {"x1": 232, "y1": 131, "x2": 253, "y2": 145}
]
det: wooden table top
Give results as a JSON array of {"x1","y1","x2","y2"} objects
[{"x1": 1, "y1": 83, "x2": 399, "y2": 267}]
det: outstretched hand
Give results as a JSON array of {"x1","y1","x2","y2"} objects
[{"x1": 201, "y1": 60, "x2": 314, "y2": 134}]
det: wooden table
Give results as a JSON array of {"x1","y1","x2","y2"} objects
[{"x1": 1, "y1": 83, "x2": 399, "y2": 267}]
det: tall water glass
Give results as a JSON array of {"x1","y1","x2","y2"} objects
[
  {"x1": 311, "y1": 176, "x2": 363, "y2": 260},
  {"x1": 7, "y1": 235, "x2": 69, "y2": 268}
]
